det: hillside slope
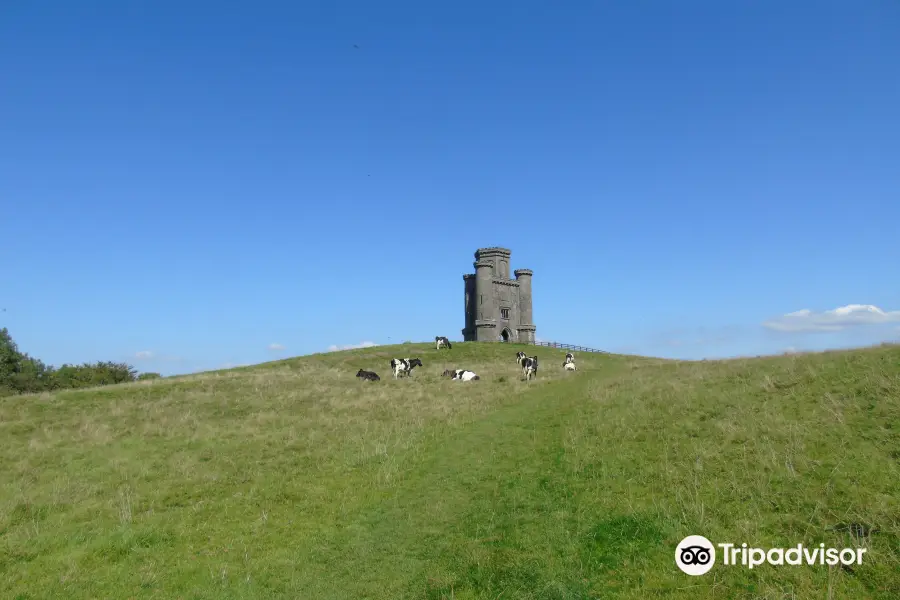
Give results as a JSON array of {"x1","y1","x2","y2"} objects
[{"x1": 1, "y1": 342, "x2": 898, "y2": 599}]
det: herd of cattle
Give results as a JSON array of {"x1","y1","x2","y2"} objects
[{"x1": 353, "y1": 336, "x2": 578, "y2": 383}]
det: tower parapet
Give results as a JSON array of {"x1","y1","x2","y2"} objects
[{"x1": 474, "y1": 247, "x2": 512, "y2": 279}]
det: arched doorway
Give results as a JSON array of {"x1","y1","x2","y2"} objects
[{"x1": 500, "y1": 328, "x2": 511, "y2": 342}]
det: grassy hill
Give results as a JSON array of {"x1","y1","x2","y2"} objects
[{"x1": 1, "y1": 341, "x2": 898, "y2": 599}]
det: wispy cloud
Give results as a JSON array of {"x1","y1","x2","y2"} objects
[
  {"x1": 132, "y1": 350, "x2": 185, "y2": 363},
  {"x1": 267, "y1": 343, "x2": 286, "y2": 351},
  {"x1": 326, "y1": 341, "x2": 378, "y2": 352},
  {"x1": 762, "y1": 304, "x2": 900, "y2": 333}
]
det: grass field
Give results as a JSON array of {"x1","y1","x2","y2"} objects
[{"x1": 1, "y1": 341, "x2": 898, "y2": 599}]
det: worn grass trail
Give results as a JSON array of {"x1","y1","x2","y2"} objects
[
  {"x1": 310, "y1": 358, "x2": 613, "y2": 599},
  {"x1": 1, "y1": 343, "x2": 898, "y2": 599}
]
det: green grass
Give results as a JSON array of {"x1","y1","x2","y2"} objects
[{"x1": 1, "y1": 341, "x2": 898, "y2": 599}]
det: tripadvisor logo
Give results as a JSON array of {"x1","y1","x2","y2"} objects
[
  {"x1": 675, "y1": 535, "x2": 868, "y2": 576},
  {"x1": 676, "y1": 535, "x2": 716, "y2": 575}
]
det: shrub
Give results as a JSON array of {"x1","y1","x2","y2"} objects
[{"x1": 0, "y1": 327, "x2": 141, "y2": 396}]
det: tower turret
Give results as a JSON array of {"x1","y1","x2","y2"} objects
[
  {"x1": 514, "y1": 268, "x2": 535, "y2": 343},
  {"x1": 474, "y1": 256, "x2": 495, "y2": 335}
]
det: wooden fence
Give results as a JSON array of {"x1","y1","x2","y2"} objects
[
  {"x1": 482, "y1": 339, "x2": 608, "y2": 353},
  {"x1": 525, "y1": 340, "x2": 608, "y2": 353}
]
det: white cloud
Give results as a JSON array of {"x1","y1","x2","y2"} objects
[
  {"x1": 763, "y1": 304, "x2": 900, "y2": 333},
  {"x1": 267, "y1": 343, "x2": 286, "y2": 351},
  {"x1": 326, "y1": 340, "x2": 377, "y2": 352},
  {"x1": 132, "y1": 351, "x2": 186, "y2": 363},
  {"x1": 783, "y1": 346, "x2": 798, "y2": 354}
]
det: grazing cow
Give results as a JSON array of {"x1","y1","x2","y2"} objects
[
  {"x1": 390, "y1": 358, "x2": 423, "y2": 379},
  {"x1": 356, "y1": 369, "x2": 380, "y2": 381},
  {"x1": 521, "y1": 356, "x2": 538, "y2": 380},
  {"x1": 515, "y1": 351, "x2": 527, "y2": 365},
  {"x1": 442, "y1": 368, "x2": 480, "y2": 381},
  {"x1": 564, "y1": 352, "x2": 575, "y2": 364},
  {"x1": 564, "y1": 362, "x2": 577, "y2": 371},
  {"x1": 435, "y1": 336, "x2": 453, "y2": 350}
]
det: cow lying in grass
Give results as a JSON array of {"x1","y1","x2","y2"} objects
[
  {"x1": 564, "y1": 352, "x2": 575, "y2": 364},
  {"x1": 390, "y1": 358, "x2": 423, "y2": 379},
  {"x1": 441, "y1": 368, "x2": 480, "y2": 381},
  {"x1": 564, "y1": 362, "x2": 577, "y2": 371},
  {"x1": 356, "y1": 369, "x2": 380, "y2": 381}
]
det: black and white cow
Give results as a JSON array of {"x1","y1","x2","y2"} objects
[
  {"x1": 564, "y1": 352, "x2": 575, "y2": 365},
  {"x1": 564, "y1": 362, "x2": 577, "y2": 371},
  {"x1": 435, "y1": 336, "x2": 453, "y2": 350},
  {"x1": 441, "y1": 368, "x2": 480, "y2": 381},
  {"x1": 390, "y1": 358, "x2": 423, "y2": 379},
  {"x1": 521, "y1": 356, "x2": 538, "y2": 380},
  {"x1": 356, "y1": 369, "x2": 380, "y2": 381},
  {"x1": 515, "y1": 351, "x2": 527, "y2": 365}
]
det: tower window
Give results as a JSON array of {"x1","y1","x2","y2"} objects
[{"x1": 501, "y1": 308, "x2": 510, "y2": 319}]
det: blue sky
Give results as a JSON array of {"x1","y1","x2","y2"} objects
[{"x1": 2, "y1": 1, "x2": 899, "y2": 375}]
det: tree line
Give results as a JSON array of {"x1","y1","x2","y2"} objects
[{"x1": 0, "y1": 327, "x2": 161, "y2": 397}]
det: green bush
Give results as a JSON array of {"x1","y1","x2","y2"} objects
[{"x1": 0, "y1": 327, "x2": 156, "y2": 397}]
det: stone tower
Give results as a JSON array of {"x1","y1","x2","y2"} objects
[{"x1": 462, "y1": 247, "x2": 536, "y2": 343}]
